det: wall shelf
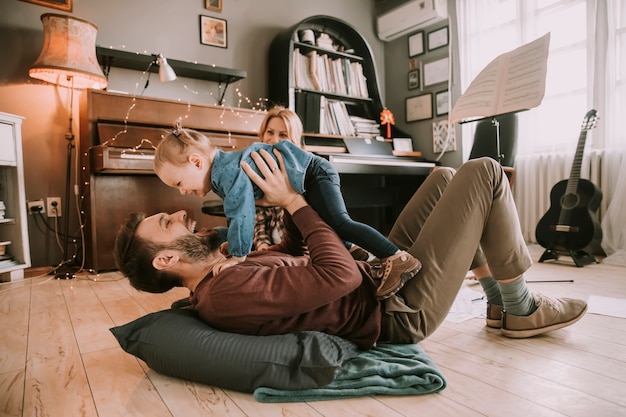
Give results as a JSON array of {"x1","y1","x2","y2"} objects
[{"x1": 96, "y1": 47, "x2": 246, "y2": 103}]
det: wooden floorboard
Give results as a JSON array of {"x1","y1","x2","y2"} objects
[
  {"x1": 23, "y1": 279, "x2": 99, "y2": 417},
  {"x1": 82, "y1": 347, "x2": 173, "y2": 417},
  {"x1": 1, "y1": 245, "x2": 625, "y2": 417}
]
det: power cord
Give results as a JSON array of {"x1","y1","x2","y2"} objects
[
  {"x1": 0, "y1": 269, "x2": 126, "y2": 293},
  {"x1": 32, "y1": 210, "x2": 71, "y2": 239},
  {"x1": 28, "y1": 205, "x2": 83, "y2": 272}
]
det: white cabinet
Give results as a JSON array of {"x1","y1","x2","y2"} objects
[{"x1": 0, "y1": 111, "x2": 31, "y2": 281}]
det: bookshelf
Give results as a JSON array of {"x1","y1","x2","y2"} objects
[
  {"x1": 0, "y1": 112, "x2": 31, "y2": 282},
  {"x1": 268, "y1": 15, "x2": 411, "y2": 153}
]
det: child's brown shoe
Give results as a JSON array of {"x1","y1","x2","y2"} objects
[
  {"x1": 376, "y1": 251, "x2": 422, "y2": 300},
  {"x1": 349, "y1": 244, "x2": 371, "y2": 261}
]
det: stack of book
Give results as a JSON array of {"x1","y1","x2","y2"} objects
[
  {"x1": 0, "y1": 241, "x2": 18, "y2": 269},
  {"x1": 350, "y1": 116, "x2": 380, "y2": 139}
]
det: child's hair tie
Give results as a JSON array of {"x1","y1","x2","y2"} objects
[{"x1": 172, "y1": 118, "x2": 183, "y2": 137}]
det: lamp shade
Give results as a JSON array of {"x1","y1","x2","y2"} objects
[
  {"x1": 156, "y1": 54, "x2": 177, "y2": 82},
  {"x1": 29, "y1": 13, "x2": 107, "y2": 90}
]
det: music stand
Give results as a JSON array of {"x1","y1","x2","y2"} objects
[{"x1": 459, "y1": 109, "x2": 526, "y2": 166}]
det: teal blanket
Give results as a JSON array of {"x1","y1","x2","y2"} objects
[{"x1": 253, "y1": 343, "x2": 446, "y2": 403}]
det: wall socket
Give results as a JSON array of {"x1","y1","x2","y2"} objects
[
  {"x1": 46, "y1": 197, "x2": 62, "y2": 217},
  {"x1": 27, "y1": 199, "x2": 45, "y2": 215}
]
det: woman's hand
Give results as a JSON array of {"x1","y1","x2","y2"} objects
[{"x1": 241, "y1": 149, "x2": 307, "y2": 214}]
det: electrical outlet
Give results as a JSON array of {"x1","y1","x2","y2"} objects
[
  {"x1": 27, "y1": 199, "x2": 45, "y2": 215},
  {"x1": 46, "y1": 197, "x2": 62, "y2": 217}
]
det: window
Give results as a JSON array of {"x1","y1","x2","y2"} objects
[{"x1": 457, "y1": 0, "x2": 624, "y2": 155}]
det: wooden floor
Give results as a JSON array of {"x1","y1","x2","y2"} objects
[{"x1": 1, "y1": 245, "x2": 625, "y2": 417}]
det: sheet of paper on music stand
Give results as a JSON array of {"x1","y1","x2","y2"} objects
[{"x1": 450, "y1": 33, "x2": 551, "y2": 123}]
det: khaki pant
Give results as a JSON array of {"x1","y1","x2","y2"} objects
[{"x1": 380, "y1": 157, "x2": 532, "y2": 344}]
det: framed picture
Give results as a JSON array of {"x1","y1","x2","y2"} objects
[
  {"x1": 205, "y1": 0, "x2": 222, "y2": 12},
  {"x1": 435, "y1": 90, "x2": 449, "y2": 116},
  {"x1": 19, "y1": 0, "x2": 71, "y2": 11},
  {"x1": 423, "y1": 56, "x2": 449, "y2": 87},
  {"x1": 408, "y1": 31, "x2": 425, "y2": 57},
  {"x1": 428, "y1": 26, "x2": 449, "y2": 51},
  {"x1": 200, "y1": 15, "x2": 227, "y2": 48},
  {"x1": 406, "y1": 93, "x2": 433, "y2": 122},
  {"x1": 408, "y1": 70, "x2": 420, "y2": 90},
  {"x1": 408, "y1": 58, "x2": 419, "y2": 71}
]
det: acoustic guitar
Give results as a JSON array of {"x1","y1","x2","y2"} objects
[{"x1": 535, "y1": 109, "x2": 603, "y2": 266}]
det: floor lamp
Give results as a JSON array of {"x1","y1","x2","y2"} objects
[{"x1": 28, "y1": 13, "x2": 108, "y2": 279}]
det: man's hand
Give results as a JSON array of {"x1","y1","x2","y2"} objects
[{"x1": 241, "y1": 149, "x2": 307, "y2": 214}]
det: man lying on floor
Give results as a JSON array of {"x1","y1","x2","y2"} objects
[{"x1": 114, "y1": 149, "x2": 587, "y2": 350}]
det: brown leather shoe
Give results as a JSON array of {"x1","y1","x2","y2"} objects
[
  {"x1": 486, "y1": 302, "x2": 504, "y2": 328},
  {"x1": 501, "y1": 294, "x2": 587, "y2": 338}
]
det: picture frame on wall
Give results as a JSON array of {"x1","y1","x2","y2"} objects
[
  {"x1": 20, "y1": 0, "x2": 72, "y2": 11},
  {"x1": 435, "y1": 90, "x2": 449, "y2": 116},
  {"x1": 427, "y1": 26, "x2": 449, "y2": 51},
  {"x1": 408, "y1": 31, "x2": 425, "y2": 57},
  {"x1": 423, "y1": 56, "x2": 449, "y2": 87},
  {"x1": 205, "y1": 0, "x2": 222, "y2": 12},
  {"x1": 200, "y1": 15, "x2": 227, "y2": 48},
  {"x1": 408, "y1": 70, "x2": 420, "y2": 90},
  {"x1": 406, "y1": 93, "x2": 433, "y2": 122}
]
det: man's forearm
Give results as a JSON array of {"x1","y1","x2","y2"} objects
[{"x1": 283, "y1": 194, "x2": 308, "y2": 215}]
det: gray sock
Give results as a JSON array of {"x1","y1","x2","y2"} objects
[
  {"x1": 477, "y1": 276, "x2": 502, "y2": 306},
  {"x1": 498, "y1": 275, "x2": 538, "y2": 316}
]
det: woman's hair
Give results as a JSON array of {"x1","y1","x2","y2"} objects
[
  {"x1": 154, "y1": 127, "x2": 213, "y2": 172},
  {"x1": 113, "y1": 212, "x2": 183, "y2": 293},
  {"x1": 259, "y1": 106, "x2": 304, "y2": 148}
]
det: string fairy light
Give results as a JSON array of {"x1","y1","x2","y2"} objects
[{"x1": 97, "y1": 44, "x2": 270, "y2": 150}]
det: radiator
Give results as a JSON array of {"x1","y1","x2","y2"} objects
[{"x1": 514, "y1": 150, "x2": 606, "y2": 244}]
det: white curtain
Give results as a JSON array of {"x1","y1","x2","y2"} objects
[
  {"x1": 455, "y1": 0, "x2": 626, "y2": 264},
  {"x1": 597, "y1": 0, "x2": 626, "y2": 264}
]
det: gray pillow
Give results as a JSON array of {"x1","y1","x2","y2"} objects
[{"x1": 110, "y1": 308, "x2": 359, "y2": 393}]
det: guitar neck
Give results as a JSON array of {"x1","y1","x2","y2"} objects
[
  {"x1": 565, "y1": 109, "x2": 598, "y2": 195},
  {"x1": 565, "y1": 131, "x2": 587, "y2": 194}
]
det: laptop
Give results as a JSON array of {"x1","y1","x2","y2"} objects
[{"x1": 343, "y1": 137, "x2": 395, "y2": 156}]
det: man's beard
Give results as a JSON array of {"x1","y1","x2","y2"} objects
[{"x1": 169, "y1": 229, "x2": 222, "y2": 263}]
